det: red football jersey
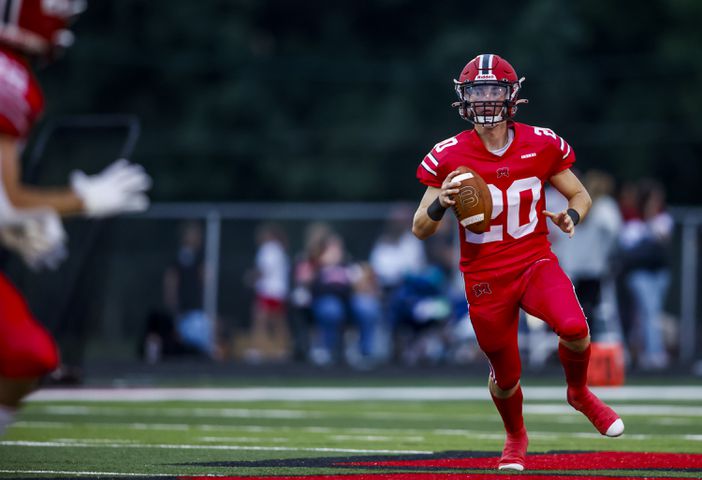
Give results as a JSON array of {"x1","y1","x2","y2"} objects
[
  {"x1": 0, "y1": 45, "x2": 44, "y2": 139},
  {"x1": 416, "y1": 121, "x2": 575, "y2": 273}
]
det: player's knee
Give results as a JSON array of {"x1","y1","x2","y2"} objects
[
  {"x1": 496, "y1": 376, "x2": 520, "y2": 392},
  {"x1": 557, "y1": 317, "x2": 589, "y2": 343},
  {"x1": 491, "y1": 370, "x2": 520, "y2": 392},
  {"x1": 0, "y1": 331, "x2": 59, "y2": 378}
]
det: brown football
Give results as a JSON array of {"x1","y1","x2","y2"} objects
[{"x1": 450, "y1": 166, "x2": 493, "y2": 234}]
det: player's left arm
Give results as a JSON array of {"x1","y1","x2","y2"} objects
[{"x1": 543, "y1": 168, "x2": 592, "y2": 238}]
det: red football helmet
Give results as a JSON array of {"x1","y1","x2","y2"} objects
[
  {"x1": 0, "y1": 0, "x2": 86, "y2": 56},
  {"x1": 452, "y1": 54, "x2": 528, "y2": 127}
]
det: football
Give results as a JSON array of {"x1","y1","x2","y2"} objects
[{"x1": 450, "y1": 166, "x2": 493, "y2": 233}]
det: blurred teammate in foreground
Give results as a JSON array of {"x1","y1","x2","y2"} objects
[
  {"x1": 0, "y1": 0, "x2": 151, "y2": 436},
  {"x1": 412, "y1": 53, "x2": 624, "y2": 471}
]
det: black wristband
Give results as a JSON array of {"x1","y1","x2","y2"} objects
[
  {"x1": 566, "y1": 208, "x2": 580, "y2": 226},
  {"x1": 427, "y1": 197, "x2": 447, "y2": 221}
]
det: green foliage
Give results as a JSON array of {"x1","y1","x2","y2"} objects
[{"x1": 36, "y1": 0, "x2": 702, "y2": 203}]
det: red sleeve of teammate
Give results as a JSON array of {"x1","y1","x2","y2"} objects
[{"x1": 0, "y1": 50, "x2": 44, "y2": 139}]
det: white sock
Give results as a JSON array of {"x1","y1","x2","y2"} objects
[{"x1": 0, "y1": 405, "x2": 16, "y2": 437}]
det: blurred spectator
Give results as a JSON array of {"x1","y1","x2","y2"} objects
[
  {"x1": 310, "y1": 232, "x2": 380, "y2": 367},
  {"x1": 618, "y1": 180, "x2": 673, "y2": 370},
  {"x1": 369, "y1": 205, "x2": 427, "y2": 361},
  {"x1": 289, "y1": 222, "x2": 332, "y2": 361},
  {"x1": 244, "y1": 223, "x2": 291, "y2": 363},
  {"x1": 369, "y1": 206, "x2": 427, "y2": 293},
  {"x1": 138, "y1": 310, "x2": 199, "y2": 364},
  {"x1": 558, "y1": 171, "x2": 623, "y2": 338},
  {"x1": 163, "y1": 221, "x2": 217, "y2": 358},
  {"x1": 387, "y1": 264, "x2": 453, "y2": 365}
]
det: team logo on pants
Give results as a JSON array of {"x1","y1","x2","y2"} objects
[{"x1": 472, "y1": 282, "x2": 492, "y2": 297}]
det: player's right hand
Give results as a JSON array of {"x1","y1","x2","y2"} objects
[
  {"x1": 439, "y1": 169, "x2": 463, "y2": 208},
  {"x1": 71, "y1": 159, "x2": 152, "y2": 218}
]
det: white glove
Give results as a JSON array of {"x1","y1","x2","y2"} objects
[
  {"x1": 0, "y1": 211, "x2": 67, "y2": 271},
  {"x1": 71, "y1": 159, "x2": 152, "y2": 218}
]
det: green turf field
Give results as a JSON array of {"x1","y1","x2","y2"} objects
[{"x1": 1, "y1": 386, "x2": 701, "y2": 478}]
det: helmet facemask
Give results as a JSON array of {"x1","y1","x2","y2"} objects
[{"x1": 453, "y1": 78, "x2": 526, "y2": 127}]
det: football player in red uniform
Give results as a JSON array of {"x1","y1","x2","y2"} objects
[
  {"x1": 0, "y1": 0, "x2": 151, "y2": 436},
  {"x1": 413, "y1": 54, "x2": 624, "y2": 471}
]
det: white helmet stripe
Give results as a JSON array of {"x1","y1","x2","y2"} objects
[
  {"x1": 479, "y1": 54, "x2": 489, "y2": 74},
  {"x1": 478, "y1": 54, "x2": 496, "y2": 75}
]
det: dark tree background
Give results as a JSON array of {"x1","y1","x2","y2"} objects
[{"x1": 35, "y1": 0, "x2": 702, "y2": 204}]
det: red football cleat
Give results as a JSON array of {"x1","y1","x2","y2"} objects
[
  {"x1": 498, "y1": 426, "x2": 528, "y2": 471},
  {"x1": 567, "y1": 387, "x2": 625, "y2": 437}
]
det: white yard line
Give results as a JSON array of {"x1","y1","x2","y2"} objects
[
  {"x1": 525, "y1": 404, "x2": 702, "y2": 416},
  {"x1": 23, "y1": 403, "x2": 702, "y2": 421},
  {"x1": 4, "y1": 425, "x2": 702, "y2": 454},
  {"x1": 0, "y1": 440, "x2": 433, "y2": 455},
  {"x1": 329, "y1": 434, "x2": 425, "y2": 442},
  {"x1": 26, "y1": 386, "x2": 702, "y2": 402},
  {"x1": 197, "y1": 436, "x2": 290, "y2": 443},
  {"x1": 0, "y1": 470, "x2": 175, "y2": 477},
  {"x1": 33, "y1": 405, "x2": 328, "y2": 419}
]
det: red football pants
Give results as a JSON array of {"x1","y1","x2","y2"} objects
[
  {"x1": 0, "y1": 273, "x2": 59, "y2": 378},
  {"x1": 464, "y1": 254, "x2": 588, "y2": 390}
]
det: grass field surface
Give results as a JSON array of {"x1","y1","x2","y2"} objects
[{"x1": 0, "y1": 385, "x2": 701, "y2": 478}]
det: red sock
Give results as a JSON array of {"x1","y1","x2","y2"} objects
[
  {"x1": 559, "y1": 343, "x2": 590, "y2": 390},
  {"x1": 490, "y1": 385, "x2": 524, "y2": 434}
]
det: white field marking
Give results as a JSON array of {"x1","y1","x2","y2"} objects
[
  {"x1": 164, "y1": 402, "x2": 702, "y2": 421},
  {"x1": 651, "y1": 418, "x2": 697, "y2": 426},
  {"x1": 29, "y1": 404, "x2": 511, "y2": 422},
  {"x1": 5, "y1": 427, "x2": 702, "y2": 450},
  {"x1": 51, "y1": 438, "x2": 136, "y2": 444},
  {"x1": 329, "y1": 434, "x2": 425, "y2": 442},
  {"x1": 31, "y1": 405, "x2": 445, "y2": 421},
  {"x1": 0, "y1": 440, "x2": 432, "y2": 454},
  {"x1": 14, "y1": 420, "x2": 191, "y2": 431},
  {"x1": 14, "y1": 420, "x2": 445, "y2": 435},
  {"x1": 197, "y1": 436, "x2": 289, "y2": 443},
  {"x1": 6, "y1": 422, "x2": 544, "y2": 439},
  {"x1": 550, "y1": 416, "x2": 584, "y2": 424},
  {"x1": 0, "y1": 471, "x2": 174, "y2": 477},
  {"x1": 26, "y1": 386, "x2": 702, "y2": 402},
  {"x1": 36, "y1": 405, "x2": 326, "y2": 419},
  {"x1": 526, "y1": 403, "x2": 702, "y2": 416}
]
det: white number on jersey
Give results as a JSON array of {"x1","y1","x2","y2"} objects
[
  {"x1": 434, "y1": 137, "x2": 458, "y2": 153},
  {"x1": 533, "y1": 126, "x2": 557, "y2": 140},
  {"x1": 465, "y1": 176, "x2": 542, "y2": 244}
]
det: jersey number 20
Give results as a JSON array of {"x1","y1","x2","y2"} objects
[{"x1": 465, "y1": 176, "x2": 541, "y2": 244}]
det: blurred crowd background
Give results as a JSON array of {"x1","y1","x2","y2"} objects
[{"x1": 4, "y1": 1, "x2": 702, "y2": 380}]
